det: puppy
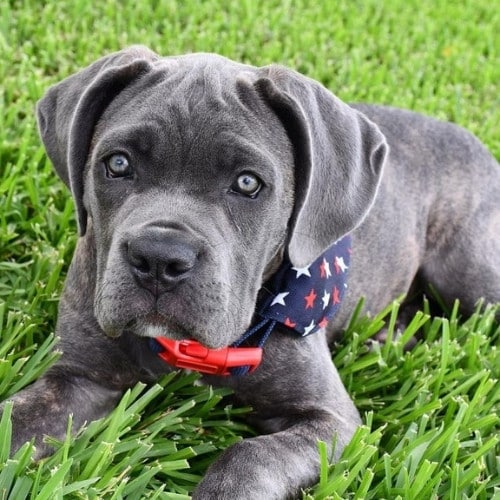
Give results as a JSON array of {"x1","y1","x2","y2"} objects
[{"x1": 2, "y1": 46, "x2": 499, "y2": 499}]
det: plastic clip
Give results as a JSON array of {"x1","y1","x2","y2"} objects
[{"x1": 153, "y1": 337, "x2": 262, "y2": 376}]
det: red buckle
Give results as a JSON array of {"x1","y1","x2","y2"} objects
[{"x1": 154, "y1": 337, "x2": 262, "y2": 376}]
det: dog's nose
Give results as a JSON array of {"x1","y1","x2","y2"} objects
[{"x1": 127, "y1": 232, "x2": 198, "y2": 296}]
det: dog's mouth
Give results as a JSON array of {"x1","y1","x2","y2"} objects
[
  {"x1": 96, "y1": 278, "x2": 245, "y2": 348},
  {"x1": 126, "y1": 313, "x2": 193, "y2": 342}
]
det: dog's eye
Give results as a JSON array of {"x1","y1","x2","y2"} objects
[
  {"x1": 104, "y1": 153, "x2": 133, "y2": 178},
  {"x1": 231, "y1": 172, "x2": 262, "y2": 198}
]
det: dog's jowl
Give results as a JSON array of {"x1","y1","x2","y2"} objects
[{"x1": 2, "y1": 46, "x2": 499, "y2": 499}]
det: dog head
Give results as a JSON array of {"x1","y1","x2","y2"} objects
[{"x1": 37, "y1": 46, "x2": 387, "y2": 348}]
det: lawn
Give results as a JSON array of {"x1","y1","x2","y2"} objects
[{"x1": 0, "y1": 0, "x2": 499, "y2": 498}]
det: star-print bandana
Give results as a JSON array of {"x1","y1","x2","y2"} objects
[
  {"x1": 228, "y1": 235, "x2": 351, "y2": 375},
  {"x1": 150, "y1": 235, "x2": 351, "y2": 377},
  {"x1": 254, "y1": 235, "x2": 351, "y2": 337}
]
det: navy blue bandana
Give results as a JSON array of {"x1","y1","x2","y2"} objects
[
  {"x1": 255, "y1": 235, "x2": 351, "y2": 336},
  {"x1": 230, "y1": 235, "x2": 351, "y2": 375}
]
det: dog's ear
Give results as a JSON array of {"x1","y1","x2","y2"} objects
[
  {"x1": 36, "y1": 46, "x2": 159, "y2": 235},
  {"x1": 255, "y1": 65, "x2": 388, "y2": 267}
]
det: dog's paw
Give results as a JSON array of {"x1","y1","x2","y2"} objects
[{"x1": 192, "y1": 433, "x2": 323, "y2": 499}]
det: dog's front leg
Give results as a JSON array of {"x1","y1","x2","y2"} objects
[
  {"x1": 3, "y1": 372, "x2": 122, "y2": 459},
  {"x1": 2, "y1": 230, "x2": 140, "y2": 459},
  {"x1": 196, "y1": 331, "x2": 360, "y2": 499}
]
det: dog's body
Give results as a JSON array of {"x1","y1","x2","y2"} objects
[{"x1": 3, "y1": 47, "x2": 499, "y2": 498}]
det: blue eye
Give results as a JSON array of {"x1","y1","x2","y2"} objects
[
  {"x1": 231, "y1": 172, "x2": 262, "y2": 198},
  {"x1": 104, "y1": 153, "x2": 133, "y2": 178}
]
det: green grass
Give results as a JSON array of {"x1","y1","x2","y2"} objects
[{"x1": 0, "y1": 0, "x2": 499, "y2": 498}]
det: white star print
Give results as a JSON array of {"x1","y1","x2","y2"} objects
[
  {"x1": 322, "y1": 289, "x2": 331, "y2": 310},
  {"x1": 335, "y1": 256, "x2": 348, "y2": 273},
  {"x1": 271, "y1": 291, "x2": 289, "y2": 306},
  {"x1": 322, "y1": 258, "x2": 332, "y2": 278},
  {"x1": 302, "y1": 320, "x2": 316, "y2": 336},
  {"x1": 292, "y1": 265, "x2": 311, "y2": 278}
]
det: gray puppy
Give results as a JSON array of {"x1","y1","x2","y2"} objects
[{"x1": 3, "y1": 46, "x2": 499, "y2": 499}]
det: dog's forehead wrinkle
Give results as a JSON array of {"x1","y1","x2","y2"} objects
[
  {"x1": 142, "y1": 62, "x2": 263, "y2": 128},
  {"x1": 149, "y1": 60, "x2": 247, "y2": 112},
  {"x1": 94, "y1": 120, "x2": 163, "y2": 158}
]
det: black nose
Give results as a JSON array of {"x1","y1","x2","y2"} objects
[{"x1": 127, "y1": 230, "x2": 198, "y2": 296}]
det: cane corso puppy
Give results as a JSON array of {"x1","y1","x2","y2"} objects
[{"x1": 2, "y1": 46, "x2": 499, "y2": 498}]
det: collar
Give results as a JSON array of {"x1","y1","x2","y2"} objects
[{"x1": 150, "y1": 235, "x2": 351, "y2": 376}]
